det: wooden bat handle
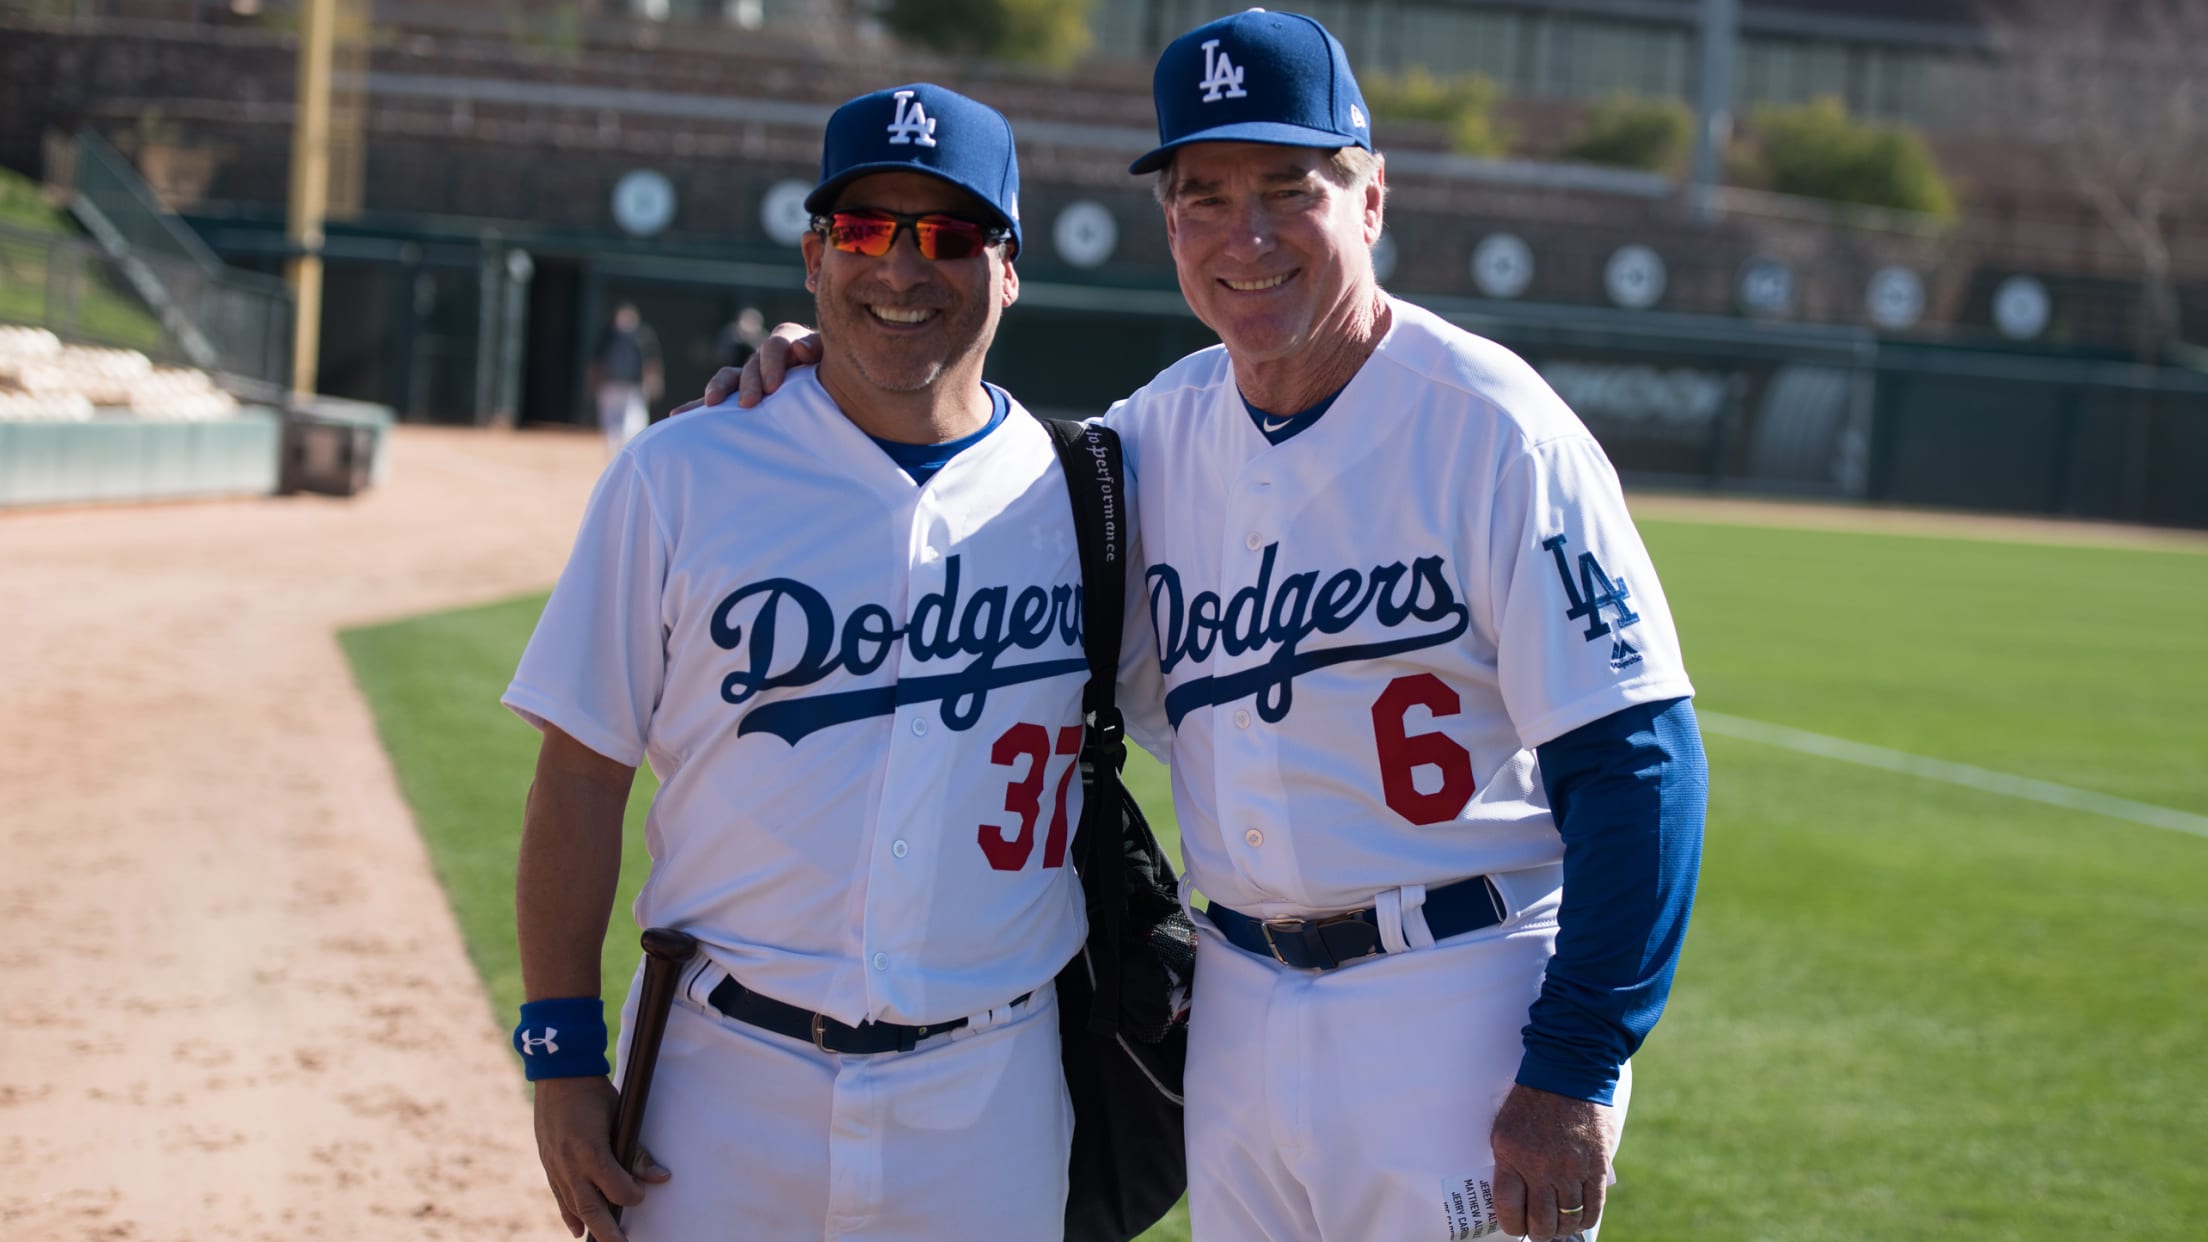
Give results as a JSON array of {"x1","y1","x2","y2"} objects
[{"x1": 592, "y1": 927, "x2": 698, "y2": 1240}]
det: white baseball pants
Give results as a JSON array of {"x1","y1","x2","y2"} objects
[
  {"x1": 611, "y1": 966, "x2": 1072, "y2": 1241},
  {"x1": 1184, "y1": 902, "x2": 1629, "y2": 1242},
  {"x1": 597, "y1": 382, "x2": 648, "y2": 451}
]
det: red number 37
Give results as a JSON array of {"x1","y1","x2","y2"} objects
[{"x1": 978, "y1": 723, "x2": 1083, "y2": 871}]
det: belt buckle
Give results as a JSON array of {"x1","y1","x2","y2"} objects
[
  {"x1": 1258, "y1": 917, "x2": 1308, "y2": 966},
  {"x1": 811, "y1": 1011, "x2": 833, "y2": 1054},
  {"x1": 1261, "y1": 913, "x2": 1370, "y2": 970},
  {"x1": 1480, "y1": 876, "x2": 1508, "y2": 927}
]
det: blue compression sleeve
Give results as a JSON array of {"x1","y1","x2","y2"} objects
[{"x1": 1517, "y1": 696, "x2": 1707, "y2": 1104}]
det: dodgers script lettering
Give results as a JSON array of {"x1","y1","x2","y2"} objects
[
  {"x1": 711, "y1": 554, "x2": 1087, "y2": 744},
  {"x1": 1150, "y1": 543, "x2": 1469, "y2": 728}
]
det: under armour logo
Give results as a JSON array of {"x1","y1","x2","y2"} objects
[
  {"x1": 886, "y1": 90, "x2": 938, "y2": 147},
  {"x1": 518, "y1": 1028, "x2": 559, "y2": 1056},
  {"x1": 1198, "y1": 39, "x2": 1247, "y2": 102}
]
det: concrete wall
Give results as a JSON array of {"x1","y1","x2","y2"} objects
[{"x1": 0, "y1": 410, "x2": 280, "y2": 508}]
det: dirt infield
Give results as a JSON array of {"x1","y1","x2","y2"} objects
[{"x1": 0, "y1": 427, "x2": 608, "y2": 1241}]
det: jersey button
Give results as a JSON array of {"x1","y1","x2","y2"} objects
[
  {"x1": 1244, "y1": 828, "x2": 1264, "y2": 847},
  {"x1": 1245, "y1": 532, "x2": 1263, "y2": 550},
  {"x1": 1233, "y1": 709, "x2": 1251, "y2": 729},
  {"x1": 892, "y1": 840, "x2": 909, "y2": 859},
  {"x1": 911, "y1": 717, "x2": 928, "y2": 736},
  {"x1": 872, "y1": 952, "x2": 888, "y2": 971}
]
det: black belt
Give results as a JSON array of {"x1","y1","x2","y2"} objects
[
  {"x1": 706, "y1": 976, "x2": 1030, "y2": 1055},
  {"x1": 1208, "y1": 875, "x2": 1509, "y2": 971}
]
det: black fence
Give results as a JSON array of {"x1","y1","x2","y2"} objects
[
  {"x1": 1407, "y1": 297, "x2": 2208, "y2": 530},
  {"x1": 1869, "y1": 348, "x2": 2208, "y2": 529}
]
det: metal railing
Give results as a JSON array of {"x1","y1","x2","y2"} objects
[
  {"x1": 0, "y1": 222, "x2": 182, "y2": 359},
  {"x1": 64, "y1": 128, "x2": 293, "y2": 388}
]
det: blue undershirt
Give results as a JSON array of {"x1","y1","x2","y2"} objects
[
  {"x1": 1520, "y1": 695, "x2": 1707, "y2": 1105},
  {"x1": 868, "y1": 383, "x2": 1010, "y2": 485},
  {"x1": 1242, "y1": 384, "x2": 1345, "y2": 444}
]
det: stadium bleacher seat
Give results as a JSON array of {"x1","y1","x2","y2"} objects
[{"x1": 0, "y1": 324, "x2": 240, "y2": 423}]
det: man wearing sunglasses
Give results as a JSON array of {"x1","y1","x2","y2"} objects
[{"x1": 506, "y1": 84, "x2": 1103, "y2": 1241}]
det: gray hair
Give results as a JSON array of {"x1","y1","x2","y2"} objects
[{"x1": 1152, "y1": 146, "x2": 1387, "y2": 205}]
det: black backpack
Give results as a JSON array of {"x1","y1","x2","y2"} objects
[{"x1": 1042, "y1": 418, "x2": 1194, "y2": 1242}]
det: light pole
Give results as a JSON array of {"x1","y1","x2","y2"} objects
[
  {"x1": 286, "y1": 0, "x2": 335, "y2": 397},
  {"x1": 1691, "y1": 0, "x2": 1738, "y2": 223}
]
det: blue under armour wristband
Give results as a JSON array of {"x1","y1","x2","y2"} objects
[{"x1": 513, "y1": 997, "x2": 612, "y2": 1081}]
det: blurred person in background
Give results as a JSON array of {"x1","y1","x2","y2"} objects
[
  {"x1": 588, "y1": 302, "x2": 662, "y2": 450},
  {"x1": 715, "y1": 306, "x2": 768, "y2": 372}
]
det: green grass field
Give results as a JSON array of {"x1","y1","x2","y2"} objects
[{"x1": 341, "y1": 514, "x2": 2208, "y2": 1241}]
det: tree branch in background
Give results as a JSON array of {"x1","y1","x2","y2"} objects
[{"x1": 1982, "y1": 0, "x2": 2208, "y2": 360}]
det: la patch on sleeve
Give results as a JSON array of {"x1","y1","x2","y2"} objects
[{"x1": 1542, "y1": 532, "x2": 1642, "y2": 671}]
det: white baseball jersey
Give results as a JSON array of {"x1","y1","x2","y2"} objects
[
  {"x1": 1109, "y1": 296, "x2": 1694, "y2": 917},
  {"x1": 505, "y1": 370, "x2": 1091, "y2": 1027}
]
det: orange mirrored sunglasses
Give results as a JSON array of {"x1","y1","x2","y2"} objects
[{"x1": 811, "y1": 210, "x2": 1011, "y2": 262}]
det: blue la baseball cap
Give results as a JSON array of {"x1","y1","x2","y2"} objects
[
  {"x1": 1129, "y1": 9, "x2": 1372, "y2": 175},
  {"x1": 806, "y1": 83, "x2": 1022, "y2": 254}
]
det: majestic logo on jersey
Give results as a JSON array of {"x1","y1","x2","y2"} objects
[
  {"x1": 1543, "y1": 533, "x2": 1642, "y2": 670},
  {"x1": 711, "y1": 555, "x2": 1085, "y2": 744},
  {"x1": 886, "y1": 90, "x2": 938, "y2": 147},
  {"x1": 518, "y1": 1029, "x2": 559, "y2": 1056},
  {"x1": 1198, "y1": 39, "x2": 1248, "y2": 102},
  {"x1": 1149, "y1": 544, "x2": 1469, "y2": 729}
]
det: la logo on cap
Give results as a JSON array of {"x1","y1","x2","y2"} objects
[
  {"x1": 887, "y1": 89, "x2": 938, "y2": 147},
  {"x1": 1198, "y1": 38, "x2": 1248, "y2": 102}
]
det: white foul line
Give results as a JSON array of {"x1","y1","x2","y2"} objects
[{"x1": 1696, "y1": 710, "x2": 2208, "y2": 840}]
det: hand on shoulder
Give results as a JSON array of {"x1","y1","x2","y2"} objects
[{"x1": 669, "y1": 323, "x2": 824, "y2": 417}]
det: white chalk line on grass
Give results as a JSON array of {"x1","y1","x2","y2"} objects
[{"x1": 1696, "y1": 711, "x2": 2208, "y2": 840}]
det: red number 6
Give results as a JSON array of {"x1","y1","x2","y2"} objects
[{"x1": 1371, "y1": 673, "x2": 1476, "y2": 825}]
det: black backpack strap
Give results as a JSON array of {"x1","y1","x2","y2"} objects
[
  {"x1": 1042, "y1": 417, "x2": 1132, "y2": 1033},
  {"x1": 1041, "y1": 418, "x2": 1126, "y2": 729}
]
